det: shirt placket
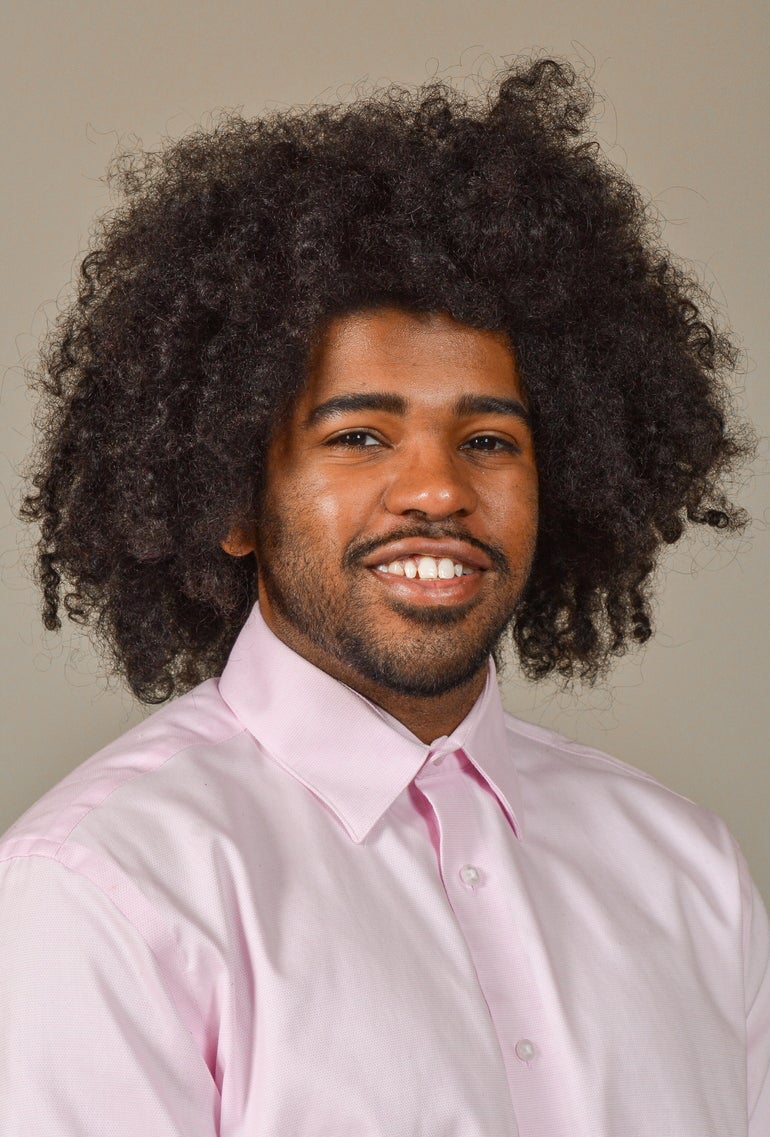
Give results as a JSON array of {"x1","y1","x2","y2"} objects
[{"x1": 414, "y1": 747, "x2": 575, "y2": 1137}]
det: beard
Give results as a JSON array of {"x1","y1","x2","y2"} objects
[{"x1": 255, "y1": 504, "x2": 528, "y2": 699}]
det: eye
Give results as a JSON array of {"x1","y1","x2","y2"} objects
[
  {"x1": 326, "y1": 429, "x2": 383, "y2": 449},
  {"x1": 461, "y1": 434, "x2": 520, "y2": 454}
]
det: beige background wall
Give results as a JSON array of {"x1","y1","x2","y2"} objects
[{"x1": 2, "y1": 1, "x2": 768, "y2": 901}]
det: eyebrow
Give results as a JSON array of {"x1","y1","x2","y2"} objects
[
  {"x1": 454, "y1": 394, "x2": 531, "y2": 427},
  {"x1": 304, "y1": 392, "x2": 531, "y2": 428},
  {"x1": 305, "y1": 393, "x2": 406, "y2": 427}
]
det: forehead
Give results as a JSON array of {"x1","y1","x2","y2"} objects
[{"x1": 303, "y1": 307, "x2": 523, "y2": 404}]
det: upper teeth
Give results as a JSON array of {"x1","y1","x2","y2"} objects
[{"x1": 375, "y1": 556, "x2": 472, "y2": 579}]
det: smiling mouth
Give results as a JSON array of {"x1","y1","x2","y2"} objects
[
  {"x1": 366, "y1": 553, "x2": 485, "y2": 609},
  {"x1": 373, "y1": 554, "x2": 476, "y2": 580}
]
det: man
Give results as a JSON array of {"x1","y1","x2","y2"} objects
[{"x1": 1, "y1": 58, "x2": 767, "y2": 1134}]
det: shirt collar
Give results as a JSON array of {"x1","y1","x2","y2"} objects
[{"x1": 218, "y1": 605, "x2": 523, "y2": 844}]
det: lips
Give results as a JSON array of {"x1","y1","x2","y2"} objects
[
  {"x1": 357, "y1": 536, "x2": 490, "y2": 608},
  {"x1": 375, "y1": 555, "x2": 471, "y2": 579},
  {"x1": 360, "y1": 538, "x2": 492, "y2": 573}
]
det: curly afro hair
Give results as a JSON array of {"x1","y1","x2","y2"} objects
[{"x1": 22, "y1": 57, "x2": 751, "y2": 703}]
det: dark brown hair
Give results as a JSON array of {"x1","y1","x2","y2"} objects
[{"x1": 22, "y1": 58, "x2": 751, "y2": 701}]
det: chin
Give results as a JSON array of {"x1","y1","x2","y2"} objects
[
  {"x1": 336, "y1": 628, "x2": 496, "y2": 700},
  {"x1": 387, "y1": 601, "x2": 480, "y2": 627}
]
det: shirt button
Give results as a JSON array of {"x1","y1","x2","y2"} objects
[
  {"x1": 459, "y1": 864, "x2": 481, "y2": 887},
  {"x1": 515, "y1": 1038, "x2": 538, "y2": 1063},
  {"x1": 432, "y1": 753, "x2": 446, "y2": 766}
]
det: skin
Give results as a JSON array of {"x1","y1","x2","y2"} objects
[{"x1": 223, "y1": 307, "x2": 539, "y2": 743}]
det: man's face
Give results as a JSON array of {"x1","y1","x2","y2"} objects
[{"x1": 253, "y1": 307, "x2": 538, "y2": 699}]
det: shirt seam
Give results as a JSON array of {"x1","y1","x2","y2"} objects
[
  {"x1": 1, "y1": 846, "x2": 222, "y2": 1091},
  {"x1": 26, "y1": 724, "x2": 249, "y2": 857},
  {"x1": 503, "y1": 716, "x2": 711, "y2": 809}
]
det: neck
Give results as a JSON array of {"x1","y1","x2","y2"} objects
[
  {"x1": 348, "y1": 669, "x2": 489, "y2": 744},
  {"x1": 260, "y1": 604, "x2": 488, "y2": 744}
]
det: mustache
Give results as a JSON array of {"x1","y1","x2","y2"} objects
[{"x1": 343, "y1": 524, "x2": 510, "y2": 574}]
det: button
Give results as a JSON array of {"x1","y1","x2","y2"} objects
[
  {"x1": 432, "y1": 753, "x2": 446, "y2": 766},
  {"x1": 515, "y1": 1038, "x2": 537, "y2": 1063},
  {"x1": 459, "y1": 864, "x2": 481, "y2": 887}
]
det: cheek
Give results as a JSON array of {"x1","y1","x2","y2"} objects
[
  {"x1": 299, "y1": 466, "x2": 381, "y2": 531},
  {"x1": 487, "y1": 470, "x2": 538, "y2": 526},
  {"x1": 271, "y1": 466, "x2": 380, "y2": 552},
  {"x1": 485, "y1": 475, "x2": 539, "y2": 564}
]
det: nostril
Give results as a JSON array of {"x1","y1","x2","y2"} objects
[{"x1": 384, "y1": 466, "x2": 478, "y2": 520}]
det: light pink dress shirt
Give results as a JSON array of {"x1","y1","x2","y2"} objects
[{"x1": 1, "y1": 604, "x2": 768, "y2": 1135}]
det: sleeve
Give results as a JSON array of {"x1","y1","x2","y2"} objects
[
  {"x1": 738, "y1": 848, "x2": 770, "y2": 1134},
  {"x1": 0, "y1": 855, "x2": 220, "y2": 1136}
]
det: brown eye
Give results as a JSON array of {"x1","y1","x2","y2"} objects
[
  {"x1": 462, "y1": 435, "x2": 519, "y2": 453},
  {"x1": 327, "y1": 430, "x2": 382, "y2": 448}
]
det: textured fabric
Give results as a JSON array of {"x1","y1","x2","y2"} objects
[{"x1": 1, "y1": 604, "x2": 768, "y2": 1135}]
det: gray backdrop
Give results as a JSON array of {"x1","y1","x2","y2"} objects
[{"x1": 2, "y1": 0, "x2": 768, "y2": 902}]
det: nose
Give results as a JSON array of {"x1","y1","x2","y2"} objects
[{"x1": 382, "y1": 441, "x2": 478, "y2": 520}]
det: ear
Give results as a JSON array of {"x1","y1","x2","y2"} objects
[{"x1": 221, "y1": 524, "x2": 257, "y2": 557}]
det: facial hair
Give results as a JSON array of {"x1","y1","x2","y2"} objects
[{"x1": 256, "y1": 500, "x2": 530, "y2": 698}]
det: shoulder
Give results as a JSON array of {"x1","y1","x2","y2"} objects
[
  {"x1": 502, "y1": 709, "x2": 736, "y2": 865},
  {"x1": 0, "y1": 679, "x2": 262, "y2": 979},
  {"x1": 504, "y1": 707, "x2": 709, "y2": 801},
  {"x1": 0, "y1": 678, "x2": 247, "y2": 859}
]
